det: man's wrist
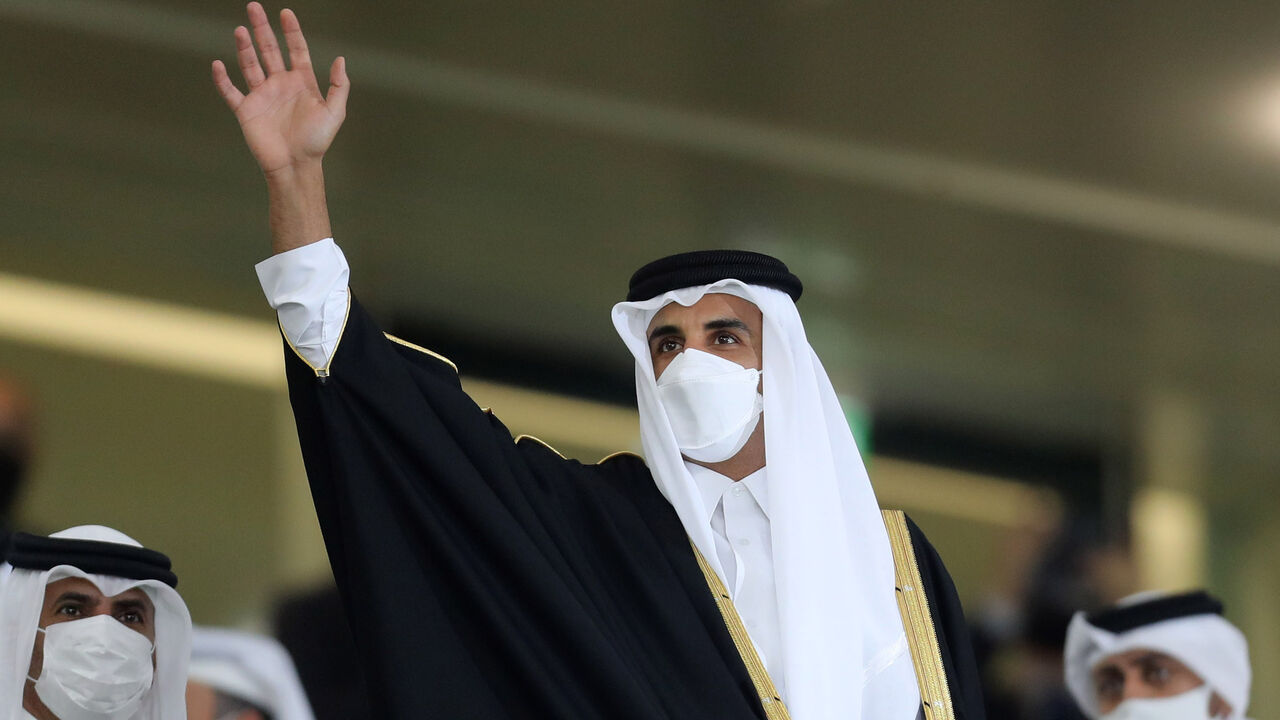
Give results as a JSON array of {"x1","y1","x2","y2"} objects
[
  {"x1": 263, "y1": 156, "x2": 323, "y2": 185},
  {"x1": 266, "y1": 160, "x2": 333, "y2": 255}
]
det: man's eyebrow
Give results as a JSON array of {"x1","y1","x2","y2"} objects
[
  {"x1": 1092, "y1": 663, "x2": 1123, "y2": 677},
  {"x1": 705, "y1": 318, "x2": 750, "y2": 334},
  {"x1": 1134, "y1": 651, "x2": 1172, "y2": 666},
  {"x1": 112, "y1": 597, "x2": 150, "y2": 613},
  {"x1": 54, "y1": 591, "x2": 93, "y2": 604},
  {"x1": 648, "y1": 324, "x2": 680, "y2": 343}
]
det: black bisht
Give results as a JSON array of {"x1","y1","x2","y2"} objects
[{"x1": 283, "y1": 295, "x2": 985, "y2": 720}]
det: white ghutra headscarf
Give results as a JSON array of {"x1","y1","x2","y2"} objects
[
  {"x1": 613, "y1": 278, "x2": 920, "y2": 720},
  {"x1": 0, "y1": 525, "x2": 191, "y2": 720},
  {"x1": 189, "y1": 626, "x2": 316, "y2": 720}
]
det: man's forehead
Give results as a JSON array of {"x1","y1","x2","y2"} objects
[
  {"x1": 1094, "y1": 648, "x2": 1184, "y2": 670},
  {"x1": 44, "y1": 575, "x2": 152, "y2": 604},
  {"x1": 646, "y1": 293, "x2": 761, "y2": 330}
]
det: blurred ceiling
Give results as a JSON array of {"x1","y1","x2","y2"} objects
[{"x1": 3, "y1": 0, "x2": 1280, "y2": 476}]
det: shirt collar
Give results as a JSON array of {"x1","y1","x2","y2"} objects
[
  {"x1": 741, "y1": 467, "x2": 770, "y2": 518},
  {"x1": 685, "y1": 462, "x2": 770, "y2": 525}
]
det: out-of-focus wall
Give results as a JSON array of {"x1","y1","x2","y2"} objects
[{"x1": 2, "y1": 339, "x2": 312, "y2": 627}]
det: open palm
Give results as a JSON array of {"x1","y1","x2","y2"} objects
[{"x1": 212, "y1": 3, "x2": 348, "y2": 176}]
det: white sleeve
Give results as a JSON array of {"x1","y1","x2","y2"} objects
[{"x1": 255, "y1": 238, "x2": 351, "y2": 370}]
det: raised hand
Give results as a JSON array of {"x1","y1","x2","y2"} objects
[{"x1": 212, "y1": 3, "x2": 348, "y2": 178}]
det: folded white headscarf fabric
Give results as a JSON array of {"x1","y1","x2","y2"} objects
[
  {"x1": 189, "y1": 626, "x2": 316, "y2": 720},
  {"x1": 1064, "y1": 591, "x2": 1251, "y2": 719},
  {"x1": 613, "y1": 279, "x2": 919, "y2": 720},
  {"x1": 0, "y1": 525, "x2": 192, "y2": 720}
]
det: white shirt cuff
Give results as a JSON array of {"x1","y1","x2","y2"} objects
[{"x1": 255, "y1": 238, "x2": 351, "y2": 370}]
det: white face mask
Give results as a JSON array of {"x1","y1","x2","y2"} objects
[
  {"x1": 30, "y1": 614, "x2": 155, "y2": 720},
  {"x1": 1099, "y1": 684, "x2": 1214, "y2": 720},
  {"x1": 656, "y1": 349, "x2": 763, "y2": 463}
]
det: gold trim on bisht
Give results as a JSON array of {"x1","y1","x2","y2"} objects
[
  {"x1": 595, "y1": 450, "x2": 644, "y2": 465},
  {"x1": 882, "y1": 509, "x2": 956, "y2": 720},
  {"x1": 690, "y1": 542, "x2": 791, "y2": 720},
  {"x1": 384, "y1": 332, "x2": 459, "y2": 373},
  {"x1": 513, "y1": 434, "x2": 568, "y2": 460}
]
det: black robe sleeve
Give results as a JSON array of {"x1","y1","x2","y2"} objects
[
  {"x1": 905, "y1": 515, "x2": 988, "y2": 720},
  {"x1": 283, "y1": 295, "x2": 767, "y2": 720}
]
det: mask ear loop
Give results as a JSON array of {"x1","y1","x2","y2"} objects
[{"x1": 25, "y1": 625, "x2": 48, "y2": 684}]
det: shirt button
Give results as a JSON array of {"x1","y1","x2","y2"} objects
[
  {"x1": 736, "y1": 538, "x2": 750, "y2": 547},
  {"x1": 732, "y1": 486, "x2": 745, "y2": 496}
]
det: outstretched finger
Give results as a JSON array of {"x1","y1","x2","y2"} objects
[
  {"x1": 234, "y1": 26, "x2": 266, "y2": 89},
  {"x1": 247, "y1": 2, "x2": 286, "y2": 75},
  {"x1": 325, "y1": 56, "x2": 350, "y2": 118},
  {"x1": 211, "y1": 60, "x2": 245, "y2": 111},
  {"x1": 280, "y1": 9, "x2": 313, "y2": 73}
]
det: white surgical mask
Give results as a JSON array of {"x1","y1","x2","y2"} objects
[
  {"x1": 656, "y1": 349, "x2": 762, "y2": 463},
  {"x1": 30, "y1": 614, "x2": 155, "y2": 720},
  {"x1": 1100, "y1": 684, "x2": 1214, "y2": 720}
]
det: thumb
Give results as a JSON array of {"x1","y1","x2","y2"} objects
[{"x1": 325, "y1": 56, "x2": 349, "y2": 119}]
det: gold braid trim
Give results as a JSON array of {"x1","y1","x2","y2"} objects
[
  {"x1": 384, "y1": 332, "x2": 459, "y2": 373},
  {"x1": 690, "y1": 542, "x2": 791, "y2": 720},
  {"x1": 513, "y1": 434, "x2": 568, "y2": 460},
  {"x1": 882, "y1": 510, "x2": 956, "y2": 720}
]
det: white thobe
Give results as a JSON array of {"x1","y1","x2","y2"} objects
[{"x1": 687, "y1": 463, "x2": 785, "y2": 698}]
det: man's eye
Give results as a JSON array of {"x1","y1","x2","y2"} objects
[
  {"x1": 119, "y1": 611, "x2": 143, "y2": 625},
  {"x1": 56, "y1": 605, "x2": 82, "y2": 617},
  {"x1": 1094, "y1": 672, "x2": 1123, "y2": 702},
  {"x1": 713, "y1": 333, "x2": 739, "y2": 344},
  {"x1": 1143, "y1": 664, "x2": 1171, "y2": 686},
  {"x1": 657, "y1": 338, "x2": 681, "y2": 353}
]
